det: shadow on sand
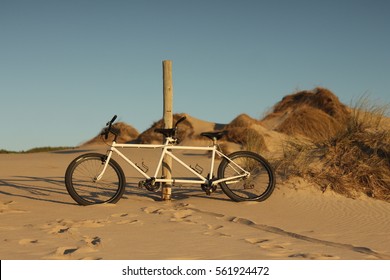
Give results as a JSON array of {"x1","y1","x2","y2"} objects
[
  {"x1": 0, "y1": 176, "x2": 74, "y2": 205},
  {"x1": 0, "y1": 176, "x2": 231, "y2": 206}
]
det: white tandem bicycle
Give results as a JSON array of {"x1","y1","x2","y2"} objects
[{"x1": 65, "y1": 115, "x2": 275, "y2": 205}]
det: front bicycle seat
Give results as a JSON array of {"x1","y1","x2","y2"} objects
[
  {"x1": 200, "y1": 131, "x2": 227, "y2": 141},
  {"x1": 155, "y1": 128, "x2": 176, "y2": 138}
]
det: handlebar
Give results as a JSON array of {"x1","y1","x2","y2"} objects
[
  {"x1": 174, "y1": 116, "x2": 186, "y2": 127},
  {"x1": 107, "y1": 115, "x2": 117, "y2": 126},
  {"x1": 102, "y1": 115, "x2": 118, "y2": 139}
]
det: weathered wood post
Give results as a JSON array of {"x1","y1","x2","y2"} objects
[{"x1": 162, "y1": 60, "x2": 173, "y2": 200}]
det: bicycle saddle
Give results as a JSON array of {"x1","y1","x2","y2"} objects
[
  {"x1": 155, "y1": 128, "x2": 176, "y2": 138},
  {"x1": 200, "y1": 131, "x2": 227, "y2": 140},
  {"x1": 154, "y1": 116, "x2": 187, "y2": 138}
]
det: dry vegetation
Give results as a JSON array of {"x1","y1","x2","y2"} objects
[
  {"x1": 265, "y1": 87, "x2": 350, "y2": 141},
  {"x1": 276, "y1": 95, "x2": 390, "y2": 201},
  {"x1": 275, "y1": 105, "x2": 345, "y2": 142}
]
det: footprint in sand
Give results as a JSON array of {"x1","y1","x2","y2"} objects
[
  {"x1": 259, "y1": 241, "x2": 288, "y2": 250},
  {"x1": 42, "y1": 222, "x2": 76, "y2": 235},
  {"x1": 38, "y1": 219, "x2": 106, "y2": 260},
  {"x1": 170, "y1": 209, "x2": 194, "y2": 222},
  {"x1": 142, "y1": 206, "x2": 166, "y2": 215},
  {"x1": 83, "y1": 236, "x2": 102, "y2": 247},
  {"x1": 48, "y1": 219, "x2": 107, "y2": 230},
  {"x1": 54, "y1": 246, "x2": 79, "y2": 256},
  {"x1": 0, "y1": 200, "x2": 29, "y2": 214},
  {"x1": 245, "y1": 237, "x2": 270, "y2": 245},
  {"x1": 142, "y1": 204, "x2": 202, "y2": 224},
  {"x1": 72, "y1": 219, "x2": 108, "y2": 228},
  {"x1": 110, "y1": 213, "x2": 129, "y2": 218},
  {"x1": 116, "y1": 219, "x2": 142, "y2": 225},
  {"x1": 19, "y1": 239, "x2": 39, "y2": 245},
  {"x1": 207, "y1": 224, "x2": 224, "y2": 230},
  {"x1": 288, "y1": 253, "x2": 338, "y2": 260},
  {"x1": 110, "y1": 213, "x2": 142, "y2": 225},
  {"x1": 244, "y1": 237, "x2": 290, "y2": 254},
  {"x1": 50, "y1": 240, "x2": 102, "y2": 259},
  {"x1": 48, "y1": 225, "x2": 72, "y2": 235},
  {"x1": 203, "y1": 224, "x2": 231, "y2": 237},
  {"x1": 204, "y1": 231, "x2": 231, "y2": 237}
]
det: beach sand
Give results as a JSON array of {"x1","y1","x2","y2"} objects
[{"x1": 1, "y1": 147, "x2": 389, "y2": 260}]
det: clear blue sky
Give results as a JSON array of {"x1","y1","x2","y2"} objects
[{"x1": 1, "y1": 0, "x2": 389, "y2": 151}]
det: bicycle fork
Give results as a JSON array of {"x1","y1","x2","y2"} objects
[{"x1": 94, "y1": 149, "x2": 114, "y2": 182}]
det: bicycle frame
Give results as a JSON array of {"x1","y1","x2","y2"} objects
[{"x1": 95, "y1": 137, "x2": 250, "y2": 187}]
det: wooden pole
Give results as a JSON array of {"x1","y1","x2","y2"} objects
[{"x1": 162, "y1": 60, "x2": 173, "y2": 200}]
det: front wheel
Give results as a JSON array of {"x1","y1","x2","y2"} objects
[
  {"x1": 65, "y1": 153, "x2": 126, "y2": 205},
  {"x1": 218, "y1": 151, "x2": 275, "y2": 202}
]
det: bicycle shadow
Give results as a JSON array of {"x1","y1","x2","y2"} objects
[
  {"x1": 0, "y1": 176, "x2": 232, "y2": 206},
  {"x1": 123, "y1": 183, "x2": 231, "y2": 202},
  {"x1": 0, "y1": 176, "x2": 74, "y2": 205}
]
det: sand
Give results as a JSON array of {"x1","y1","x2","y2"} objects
[{"x1": 1, "y1": 146, "x2": 390, "y2": 260}]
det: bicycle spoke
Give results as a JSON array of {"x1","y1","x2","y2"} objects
[
  {"x1": 218, "y1": 151, "x2": 275, "y2": 202},
  {"x1": 65, "y1": 154, "x2": 125, "y2": 205}
]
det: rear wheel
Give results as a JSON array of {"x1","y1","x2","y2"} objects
[
  {"x1": 218, "y1": 151, "x2": 275, "y2": 202},
  {"x1": 65, "y1": 153, "x2": 126, "y2": 205}
]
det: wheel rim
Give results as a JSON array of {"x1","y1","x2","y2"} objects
[
  {"x1": 222, "y1": 154, "x2": 272, "y2": 200},
  {"x1": 70, "y1": 158, "x2": 122, "y2": 204}
]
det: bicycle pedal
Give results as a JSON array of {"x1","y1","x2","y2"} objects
[{"x1": 138, "y1": 180, "x2": 145, "y2": 189}]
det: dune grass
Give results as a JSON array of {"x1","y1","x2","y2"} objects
[
  {"x1": 266, "y1": 87, "x2": 350, "y2": 141},
  {"x1": 276, "y1": 97, "x2": 390, "y2": 201}
]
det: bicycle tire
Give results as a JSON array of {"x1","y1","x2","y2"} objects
[
  {"x1": 217, "y1": 151, "x2": 275, "y2": 202},
  {"x1": 65, "y1": 153, "x2": 126, "y2": 205}
]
